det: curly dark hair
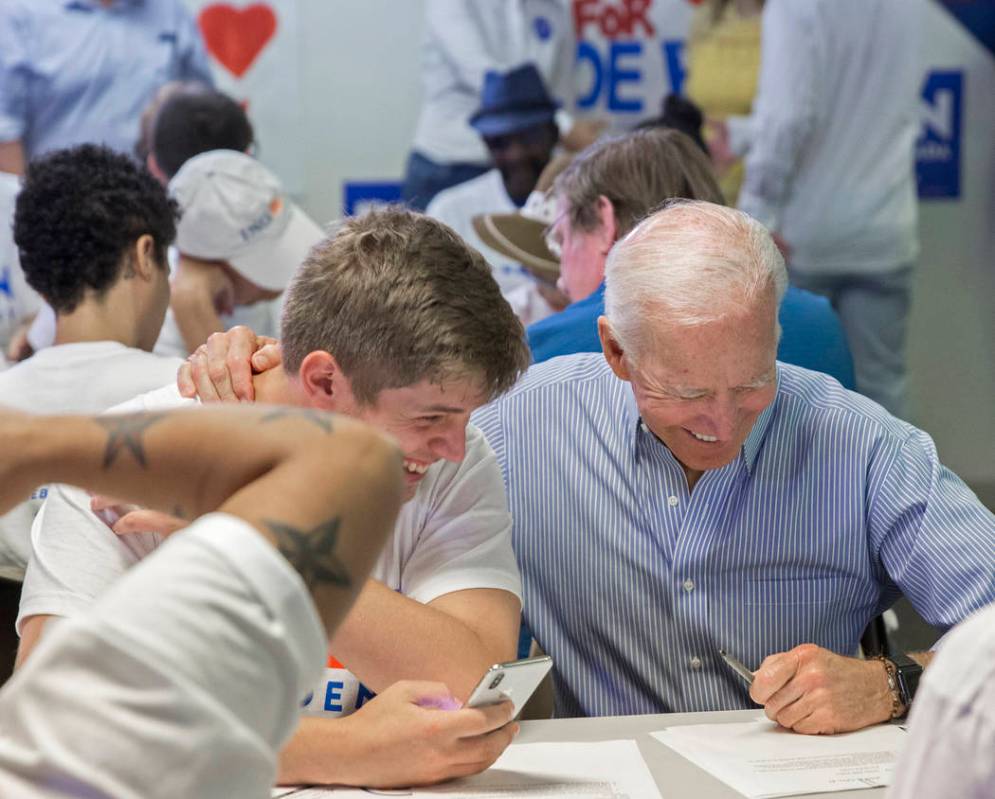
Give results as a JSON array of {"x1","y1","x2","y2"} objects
[{"x1": 13, "y1": 144, "x2": 179, "y2": 313}]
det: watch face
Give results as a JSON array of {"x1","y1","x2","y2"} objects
[{"x1": 893, "y1": 656, "x2": 923, "y2": 705}]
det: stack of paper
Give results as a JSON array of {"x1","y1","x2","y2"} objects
[
  {"x1": 276, "y1": 740, "x2": 661, "y2": 798},
  {"x1": 652, "y1": 718, "x2": 908, "y2": 798}
]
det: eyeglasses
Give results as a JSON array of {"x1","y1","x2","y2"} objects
[{"x1": 542, "y1": 210, "x2": 567, "y2": 259}]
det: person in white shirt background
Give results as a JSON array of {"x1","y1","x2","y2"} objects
[
  {"x1": 403, "y1": 0, "x2": 583, "y2": 211},
  {"x1": 17, "y1": 206, "x2": 530, "y2": 789},
  {"x1": 711, "y1": 0, "x2": 924, "y2": 418},
  {"x1": 0, "y1": 399, "x2": 417, "y2": 798},
  {"x1": 155, "y1": 148, "x2": 324, "y2": 358},
  {"x1": 427, "y1": 63, "x2": 568, "y2": 326}
]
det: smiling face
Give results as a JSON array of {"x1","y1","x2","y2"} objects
[
  {"x1": 337, "y1": 376, "x2": 488, "y2": 501},
  {"x1": 602, "y1": 291, "x2": 779, "y2": 480}
]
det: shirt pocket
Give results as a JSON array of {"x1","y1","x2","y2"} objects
[{"x1": 741, "y1": 576, "x2": 841, "y2": 606}]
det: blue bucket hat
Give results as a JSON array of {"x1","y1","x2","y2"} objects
[{"x1": 469, "y1": 63, "x2": 559, "y2": 138}]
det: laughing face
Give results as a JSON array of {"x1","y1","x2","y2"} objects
[
  {"x1": 604, "y1": 292, "x2": 779, "y2": 482},
  {"x1": 345, "y1": 377, "x2": 488, "y2": 501}
]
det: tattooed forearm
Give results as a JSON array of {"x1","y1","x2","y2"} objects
[
  {"x1": 265, "y1": 517, "x2": 351, "y2": 589},
  {"x1": 260, "y1": 408, "x2": 334, "y2": 434},
  {"x1": 95, "y1": 414, "x2": 167, "y2": 469}
]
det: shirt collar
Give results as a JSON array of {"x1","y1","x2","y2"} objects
[{"x1": 623, "y1": 363, "x2": 781, "y2": 474}]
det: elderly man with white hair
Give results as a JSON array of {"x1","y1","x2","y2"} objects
[{"x1": 472, "y1": 200, "x2": 995, "y2": 732}]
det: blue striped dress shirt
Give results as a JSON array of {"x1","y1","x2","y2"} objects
[{"x1": 472, "y1": 354, "x2": 995, "y2": 718}]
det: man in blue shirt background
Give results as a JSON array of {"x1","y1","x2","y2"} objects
[
  {"x1": 511, "y1": 127, "x2": 855, "y2": 389},
  {"x1": 0, "y1": 0, "x2": 212, "y2": 175}
]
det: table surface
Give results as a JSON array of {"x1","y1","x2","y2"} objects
[{"x1": 515, "y1": 709, "x2": 888, "y2": 799}]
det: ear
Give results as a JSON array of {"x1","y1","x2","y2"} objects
[
  {"x1": 132, "y1": 234, "x2": 160, "y2": 281},
  {"x1": 297, "y1": 350, "x2": 353, "y2": 411},
  {"x1": 594, "y1": 195, "x2": 618, "y2": 252},
  {"x1": 146, "y1": 153, "x2": 168, "y2": 185},
  {"x1": 598, "y1": 315, "x2": 632, "y2": 382}
]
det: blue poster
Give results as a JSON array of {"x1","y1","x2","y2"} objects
[
  {"x1": 916, "y1": 71, "x2": 963, "y2": 199},
  {"x1": 343, "y1": 181, "x2": 403, "y2": 216}
]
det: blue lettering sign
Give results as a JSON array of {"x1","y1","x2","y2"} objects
[
  {"x1": 323, "y1": 680, "x2": 344, "y2": 713},
  {"x1": 607, "y1": 41, "x2": 643, "y2": 113},
  {"x1": 916, "y1": 71, "x2": 963, "y2": 199},
  {"x1": 662, "y1": 40, "x2": 686, "y2": 96},
  {"x1": 343, "y1": 182, "x2": 402, "y2": 216},
  {"x1": 576, "y1": 40, "x2": 603, "y2": 110},
  {"x1": 0, "y1": 266, "x2": 10, "y2": 299}
]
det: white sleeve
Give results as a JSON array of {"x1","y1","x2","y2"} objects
[
  {"x1": 0, "y1": 513, "x2": 325, "y2": 799},
  {"x1": 16, "y1": 483, "x2": 161, "y2": 634},
  {"x1": 401, "y1": 425, "x2": 523, "y2": 605},
  {"x1": 425, "y1": 0, "x2": 500, "y2": 96},
  {"x1": 738, "y1": 0, "x2": 823, "y2": 231}
]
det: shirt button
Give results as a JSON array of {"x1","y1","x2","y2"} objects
[
  {"x1": 668, "y1": 495, "x2": 679, "y2": 507},
  {"x1": 690, "y1": 656, "x2": 702, "y2": 670},
  {"x1": 640, "y1": 422, "x2": 649, "y2": 434},
  {"x1": 683, "y1": 578, "x2": 695, "y2": 593}
]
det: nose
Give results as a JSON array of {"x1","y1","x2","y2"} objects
[
  {"x1": 429, "y1": 420, "x2": 468, "y2": 464},
  {"x1": 701, "y1": 395, "x2": 738, "y2": 440}
]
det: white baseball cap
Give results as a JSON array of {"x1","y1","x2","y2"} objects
[{"x1": 169, "y1": 149, "x2": 324, "y2": 291}]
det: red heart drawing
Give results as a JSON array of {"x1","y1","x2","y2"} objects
[{"x1": 198, "y1": 4, "x2": 278, "y2": 79}]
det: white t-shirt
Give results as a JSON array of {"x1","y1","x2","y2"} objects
[
  {"x1": 427, "y1": 168, "x2": 554, "y2": 327},
  {"x1": 0, "y1": 172, "x2": 41, "y2": 368},
  {"x1": 737, "y1": 0, "x2": 923, "y2": 274},
  {"x1": 412, "y1": 0, "x2": 576, "y2": 165},
  {"x1": 0, "y1": 513, "x2": 325, "y2": 799},
  {"x1": 20, "y1": 383, "x2": 522, "y2": 718},
  {"x1": 887, "y1": 604, "x2": 995, "y2": 799},
  {"x1": 0, "y1": 342, "x2": 182, "y2": 579}
]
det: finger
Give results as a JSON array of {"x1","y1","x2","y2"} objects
[
  {"x1": 89, "y1": 494, "x2": 130, "y2": 513},
  {"x1": 111, "y1": 510, "x2": 186, "y2": 537},
  {"x1": 189, "y1": 347, "x2": 222, "y2": 403},
  {"x1": 176, "y1": 361, "x2": 197, "y2": 398},
  {"x1": 250, "y1": 342, "x2": 284, "y2": 373},
  {"x1": 763, "y1": 677, "x2": 806, "y2": 721},
  {"x1": 450, "y1": 700, "x2": 516, "y2": 737},
  {"x1": 205, "y1": 332, "x2": 238, "y2": 402},
  {"x1": 224, "y1": 326, "x2": 260, "y2": 401},
  {"x1": 775, "y1": 693, "x2": 814, "y2": 731},
  {"x1": 751, "y1": 652, "x2": 800, "y2": 704},
  {"x1": 443, "y1": 722, "x2": 520, "y2": 780}
]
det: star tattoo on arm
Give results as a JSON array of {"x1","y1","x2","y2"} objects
[
  {"x1": 260, "y1": 408, "x2": 334, "y2": 434},
  {"x1": 95, "y1": 413, "x2": 167, "y2": 469},
  {"x1": 265, "y1": 517, "x2": 351, "y2": 589}
]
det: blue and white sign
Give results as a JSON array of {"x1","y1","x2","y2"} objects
[{"x1": 916, "y1": 70, "x2": 963, "y2": 199}]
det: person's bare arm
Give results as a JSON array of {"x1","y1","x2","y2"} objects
[
  {"x1": 169, "y1": 255, "x2": 235, "y2": 355},
  {"x1": 0, "y1": 140, "x2": 25, "y2": 175},
  {"x1": 0, "y1": 404, "x2": 403, "y2": 635}
]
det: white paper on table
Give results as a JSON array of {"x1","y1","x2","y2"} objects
[
  {"x1": 652, "y1": 718, "x2": 908, "y2": 798},
  {"x1": 279, "y1": 740, "x2": 662, "y2": 798}
]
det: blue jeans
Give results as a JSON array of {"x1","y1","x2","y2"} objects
[{"x1": 401, "y1": 151, "x2": 489, "y2": 211}]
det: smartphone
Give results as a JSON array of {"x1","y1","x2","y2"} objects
[{"x1": 465, "y1": 655, "x2": 553, "y2": 717}]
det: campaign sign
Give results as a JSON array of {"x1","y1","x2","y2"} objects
[
  {"x1": 916, "y1": 70, "x2": 963, "y2": 199},
  {"x1": 343, "y1": 181, "x2": 403, "y2": 217},
  {"x1": 573, "y1": 0, "x2": 693, "y2": 124}
]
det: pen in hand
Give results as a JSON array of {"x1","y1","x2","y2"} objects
[{"x1": 719, "y1": 649, "x2": 755, "y2": 686}]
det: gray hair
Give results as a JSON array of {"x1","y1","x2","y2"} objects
[{"x1": 603, "y1": 200, "x2": 787, "y2": 360}]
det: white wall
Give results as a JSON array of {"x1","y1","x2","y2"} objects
[{"x1": 907, "y1": 4, "x2": 995, "y2": 492}]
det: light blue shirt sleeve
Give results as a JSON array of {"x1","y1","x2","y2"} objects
[
  {"x1": 0, "y1": 8, "x2": 31, "y2": 142},
  {"x1": 869, "y1": 427, "x2": 995, "y2": 632}
]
